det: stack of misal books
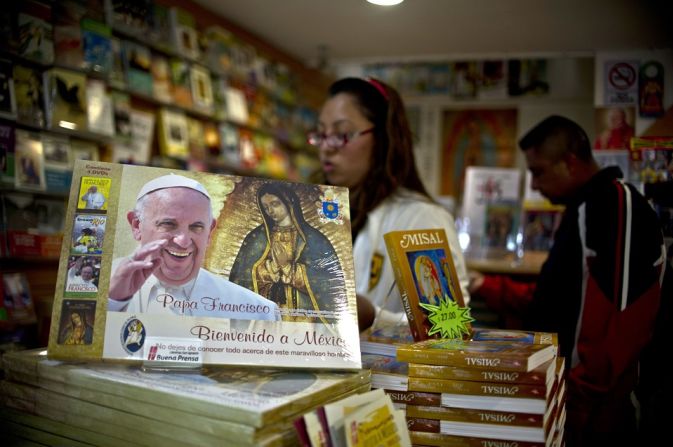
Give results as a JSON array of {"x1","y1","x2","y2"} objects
[
  {"x1": 360, "y1": 328, "x2": 557, "y2": 408},
  {"x1": 396, "y1": 337, "x2": 566, "y2": 447},
  {"x1": 1, "y1": 349, "x2": 371, "y2": 446}
]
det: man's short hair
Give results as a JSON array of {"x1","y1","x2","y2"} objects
[{"x1": 519, "y1": 115, "x2": 593, "y2": 162}]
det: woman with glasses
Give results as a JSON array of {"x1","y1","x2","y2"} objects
[{"x1": 309, "y1": 77, "x2": 470, "y2": 331}]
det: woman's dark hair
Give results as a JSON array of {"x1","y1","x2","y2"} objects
[{"x1": 319, "y1": 77, "x2": 430, "y2": 237}]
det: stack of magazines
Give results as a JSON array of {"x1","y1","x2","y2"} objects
[
  {"x1": 1, "y1": 349, "x2": 370, "y2": 446},
  {"x1": 396, "y1": 337, "x2": 566, "y2": 446}
]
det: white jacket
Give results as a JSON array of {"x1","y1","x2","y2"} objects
[{"x1": 353, "y1": 188, "x2": 470, "y2": 316}]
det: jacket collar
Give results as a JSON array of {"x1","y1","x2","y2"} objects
[{"x1": 565, "y1": 166, "x2": 624, "y2": 207}]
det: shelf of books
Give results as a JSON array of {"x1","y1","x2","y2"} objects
[
  {"x1": 0, "y1": 0, "x2": 325, "y2": 198},
  {"x1": 0, "y1": 0, "x2": 328, "y2": 361},
  {"x1": 0, "y1": 2, "x2": 328, "y2": 260}
]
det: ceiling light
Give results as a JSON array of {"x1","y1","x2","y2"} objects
[{"x1": 367, "y1": 0, "x2": 405, "y2": 6}]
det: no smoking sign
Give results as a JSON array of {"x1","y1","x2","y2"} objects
[
  {"x1": 609, "y1": 63, "x2": 637, "y2": 90},
  {"x1": 605, "y1": 60, "x2": 639, "y2": 105}
]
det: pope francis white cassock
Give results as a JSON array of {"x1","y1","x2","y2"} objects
[{"x1": 107, "y1": 174, "x2": 279, "y2": 321}]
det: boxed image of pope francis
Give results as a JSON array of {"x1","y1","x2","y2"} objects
[{"x1": 47, "y1": 160, "x2": 361, "y2": 370}]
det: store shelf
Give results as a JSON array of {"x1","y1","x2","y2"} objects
[{"x1": 466, "y1": 250, "x2": 548, "y2": 275}]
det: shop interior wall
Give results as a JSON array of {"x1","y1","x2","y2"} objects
[{"x1": 335, "y1": 57, "x2": 595, "y2": 200}]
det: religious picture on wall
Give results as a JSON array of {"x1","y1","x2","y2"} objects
[
  {"x1": 638, "y1": 61, "x2": 665, "y2": 118},
  {"x1": 594, "y1": 106, "x2": 635, "y2": 150},
  {"x1": 440, "y1": 109, "x2": 517, "y2": 199}
]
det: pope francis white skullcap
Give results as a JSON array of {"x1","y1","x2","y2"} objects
[{"x1": 136, "y1": 174, "x2": 211, "y2": 201}]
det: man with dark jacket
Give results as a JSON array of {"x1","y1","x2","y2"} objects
[{"x1": 473, "y1": 115, "x2": 666, "y2": 445}]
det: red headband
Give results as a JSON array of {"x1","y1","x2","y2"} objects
[{"x1": 366, "y1": 77, "x2": 389, "y2": 101}]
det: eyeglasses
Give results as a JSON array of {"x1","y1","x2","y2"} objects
[{"x1": 306, "y1": 127, "x2": 375, "y2": 149}]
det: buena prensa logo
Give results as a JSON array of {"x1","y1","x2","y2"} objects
[
  {"x1": 147, "y1": 343, "x2": 159, "y2": 361},
  {"x1": 120, "y1": 317, "x2": 146, "y2": 355}
]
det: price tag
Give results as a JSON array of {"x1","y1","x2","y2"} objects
[{"x1": 420, "y1": 297, "x2": 473, "y2": 339}]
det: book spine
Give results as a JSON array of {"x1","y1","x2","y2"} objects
[
  {"x1": 384, "y1": 232, "x2": 423, "y2": 341},
  {"x1": 43, "y1": 70, "x2": 54, "y2": 129},
  {"x1": 408, "y1": 377, "x2": 548, "y2": 399},
  {"x1": 408, "y1": 363, "x2": 549, "y2": 384},
  {"x1": 410, "y1": 430, "x2": 550, "y2": 447},
  {"x1": 316, "y1": 407, "x2": 333, "y2": 447},
  {"x1": 385, "y1": 390, "x2": 441, "y2": 406},
  {"x1": 406, "y1": 417, "x2": 440, "y2": 433},
  {"x1": 397, "y1": 349, "x2": 528, "y2": 371},
  {"x1": 405, "y1": 405, "x2": 545, "y2": 427},
  {"x1": 293, "y1": 416, "x2": 311, "y2": 447}
]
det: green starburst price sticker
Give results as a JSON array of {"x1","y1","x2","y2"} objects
[{"x1": 420, "y1": 297, "x2": 474, "y2": 339}]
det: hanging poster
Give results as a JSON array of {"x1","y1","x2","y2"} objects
[
  {"x1": 594, "y1": 106, "x2": 635, "y2": 150},
  {"x1": 507, "y1": 59, "x2": 549, "y2": 97},
  {"x1": 439, "y1": 109, "x2": 517, "y2": 199},
  {"x1": 638, "y1": 61, "x2": 665, "y2": 118}
]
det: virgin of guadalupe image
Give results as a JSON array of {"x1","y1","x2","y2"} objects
[
  {"x1": 229, "y1": 183, "x2": 347, "y2": 323},
  {"x1": 58, "y1": 310, "x2": 94, "y2": 345},
  {"x1": 414, "y1": 255, "x2": 443, "y2": 306}
]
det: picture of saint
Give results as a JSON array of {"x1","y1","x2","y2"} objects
[
  {"x1": 407, "y1": 248, "x2": 459, "y2": 310},
  {"x1": 229, "y1": 183, "x2": 347, "y2": 323},
  {"x1": 58, "y1": 310, "x2": 94, "y2": 345},
  {"x1": 414, "y1": 255, "x2": 443, "y2": 306},
  {"x1": 57, "y1": 300, "x2": 96, "y2": 345},
  {"x1": 594, "y1": 106, "x2": 635, "y2": 150},
  {"x1": 440, "y1": 109, "x2": 517, "y2": 198}
]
